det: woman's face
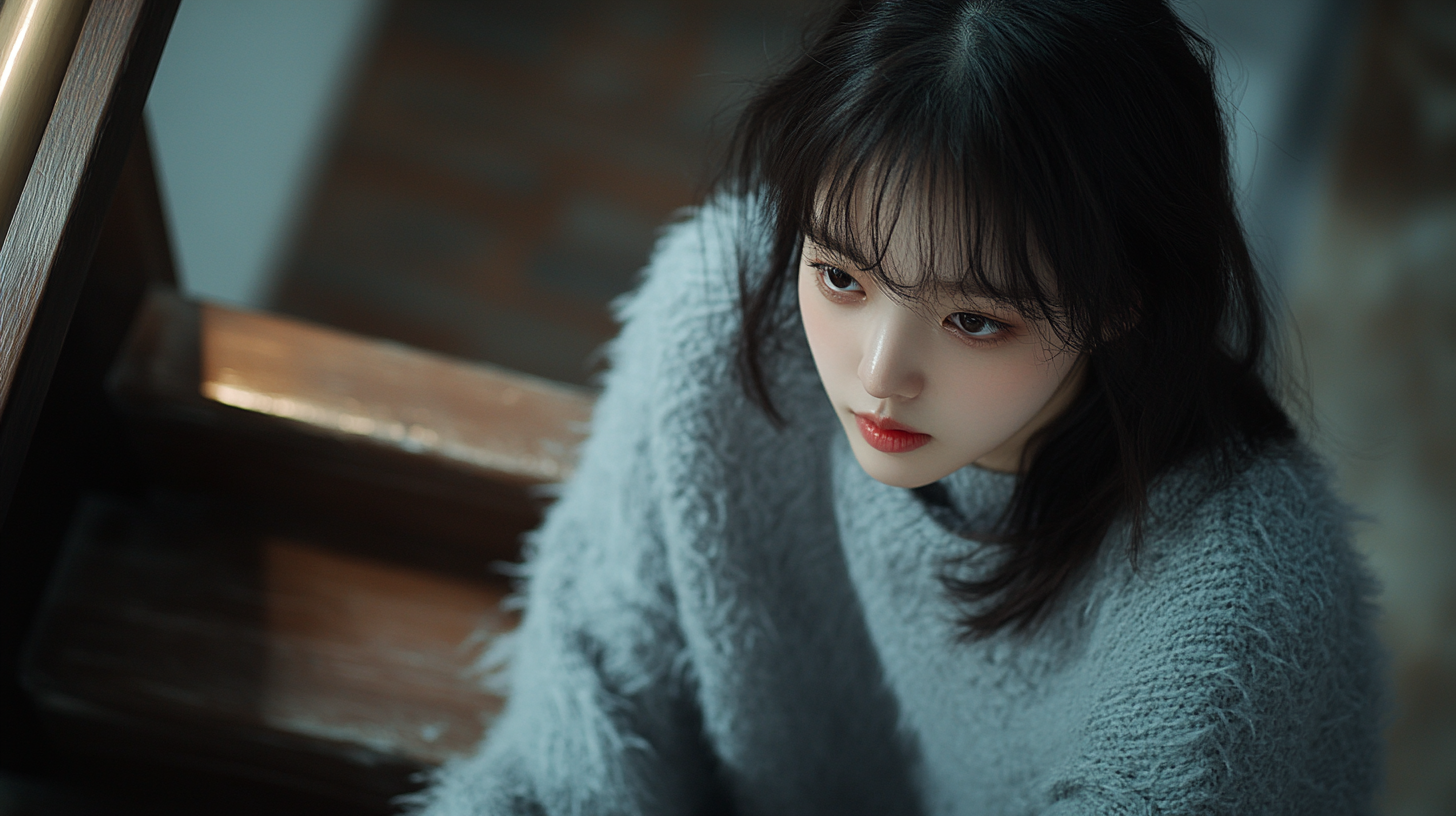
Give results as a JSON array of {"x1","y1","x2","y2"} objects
[{"x1": 798, "y1": 233, "x2": 1083, "y2": 489}]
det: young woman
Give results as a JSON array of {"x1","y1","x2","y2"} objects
[{"x1": 412, "y1": 1, "x2": 1383, "y2": 813}]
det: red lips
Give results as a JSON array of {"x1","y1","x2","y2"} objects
[{"x1": 854, "y1": 413, "x2": 932, "y2": 453}]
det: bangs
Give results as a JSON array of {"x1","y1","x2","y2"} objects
[
  {"x1": 768, "y1": 76, "x2": 1091, "y2": 349},
  {"x1": 798, "y1": 133, "x2": 1060, "y2": 325}
]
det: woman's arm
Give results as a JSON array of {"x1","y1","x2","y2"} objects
[{"x1": 406, "y1": 208, "x2": 731, "y2": 816}]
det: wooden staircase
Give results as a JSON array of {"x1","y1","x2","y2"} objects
[{"x1": 0, "y1": 2, "x2": 593, "y2": 811}]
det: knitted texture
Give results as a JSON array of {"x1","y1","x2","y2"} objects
[{"x1": 407, "y1": 198, "x2": 1384, "y2": 816}]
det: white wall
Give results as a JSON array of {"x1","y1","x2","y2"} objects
[{"x1": 146, "y1": 0, "x2": 384, "y2": 308}]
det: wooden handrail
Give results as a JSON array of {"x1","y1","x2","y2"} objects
[
  {"x1": 0, "y1": 0, "x2": 95, "y2": 416},
  {"x1": 0, "y1": 0, "x2": 91, "y2": 241},
  {"x1": 0, "y1": 0, "x2": 178, "y2": 525}
]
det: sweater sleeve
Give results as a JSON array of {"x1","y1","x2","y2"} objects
[
  {"x1": 1040, "y1": 451, "x2": 1384, "y2": 816},
  {"x1": 406, "y1": 207, "x2": 736, "y2": 816}
]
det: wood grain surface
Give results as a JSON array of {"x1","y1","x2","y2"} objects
[
  {"x1": 0, "y1": 0, "x2": 178, "y2": 525},
  {"x1": 0, "y1": 0, "x2": 176, "y2": 774},
  {"x1": 0, "y1": 124, "x2": 176, "y2": 771},
  {"x1": 0, "y1": 2, "x2": 602, "y2": 807},
  {"x1": 0, "y1": 0, "x2": 93, "y2": 244},
  {"x1": 111, "y1": 290, "x2": 596, "y2": 565},
  {"x1": 24, "y1": 495, "x2": 513, "y2": 810},
  {"x1": 200, "y1": 299, "x2": 595, "y2": 486}
]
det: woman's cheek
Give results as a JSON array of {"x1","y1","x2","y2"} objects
[{"x1": 938, "y1": 345, "x2": 1065, "y2": 451}]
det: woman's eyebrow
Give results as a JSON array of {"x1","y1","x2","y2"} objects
[
  {"x1": 802, "y1": 235, "x2": 873, "y2": 269},
  {"x1": 918, "y1": 278, "x2": 1027, "y2": 313},
  {"x1": 803, "y1": 235, "x2": 1027, "y2": 312}
]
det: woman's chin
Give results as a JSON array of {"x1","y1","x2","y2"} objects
[{"x1": 848, "y1": 436, "x2": 959, "y2": 490}]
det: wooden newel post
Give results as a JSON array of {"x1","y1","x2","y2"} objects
[
  {"x1": 0, "y1": 0, "x2": 178, "y2": 775},
  {"x1": 0, "y1": 0, "x2": 177, "y2": 523}
]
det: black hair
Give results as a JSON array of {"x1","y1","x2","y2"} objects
[{"x1": 724, "y1": 0, "x2": 1295, "y2": 637}]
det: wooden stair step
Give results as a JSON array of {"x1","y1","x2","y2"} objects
[
  {"x1": 24, "y1": 494, "x2": 516, "y2": 811},
  {"x1": 110, "y1": 289, "x2": 596, "y2": 564}
]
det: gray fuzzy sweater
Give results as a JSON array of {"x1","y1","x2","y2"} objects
[{"x1": 412, "y1": 199, "x2": 1383, "y2": 815}]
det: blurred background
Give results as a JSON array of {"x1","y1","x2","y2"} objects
[{"x1": 131, "y1": 0, "x2": 1454, "y2": 812}]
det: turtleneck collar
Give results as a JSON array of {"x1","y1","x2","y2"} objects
[{"x1": 911, "y1": 462, "x2": 1017, "y2": 534}]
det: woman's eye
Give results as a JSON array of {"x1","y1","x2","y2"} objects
[
  {"x1": 817, "y1": 264, "x2": 863, "y2": 293},
  {"x1": 948, "y1": 312, "x2": 1005, "y2": 339}
]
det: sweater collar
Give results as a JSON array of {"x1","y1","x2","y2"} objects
[{"x1": 912, "y1": 463, "x2": 1016, "y2": 533}]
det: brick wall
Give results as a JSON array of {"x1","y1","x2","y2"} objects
[{"x1": 269, "y1": 0, "x2": 824, "y2": 385}]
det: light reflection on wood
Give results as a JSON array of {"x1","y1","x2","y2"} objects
[
  {"x1": 199, "y1": 302, "x2": 595, "y2": 485},
  {"x1": 0, "y1": 0, "x2": 91, "y2": 247}
]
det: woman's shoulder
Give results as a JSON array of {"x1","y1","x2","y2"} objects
[
  {"x1": 592, "y1": 194, "x2": 759, "y2": 397},
  {"x1": 577, "y1": 191, "x2": 822, "y2": 473},
  {"x1": 1146, "y1": 441, "x2": 1355, "y2": 566},
  {"x1": 1110, "y1": 439, "x2": 1378, "y2": 634},
  {"x1": 612, "y1": 193, "x2": 767, "y2": 342},
  {"x1": 601, "y1": 191, "x2": 816, "y2": 414},
  {"x1": 1061, "y1": 441, "x2": 1382, "y2": 816}
]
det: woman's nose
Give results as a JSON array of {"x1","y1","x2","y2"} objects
[{"x1": 858, "y1": 314, "x2": 925, "y2": 400}]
